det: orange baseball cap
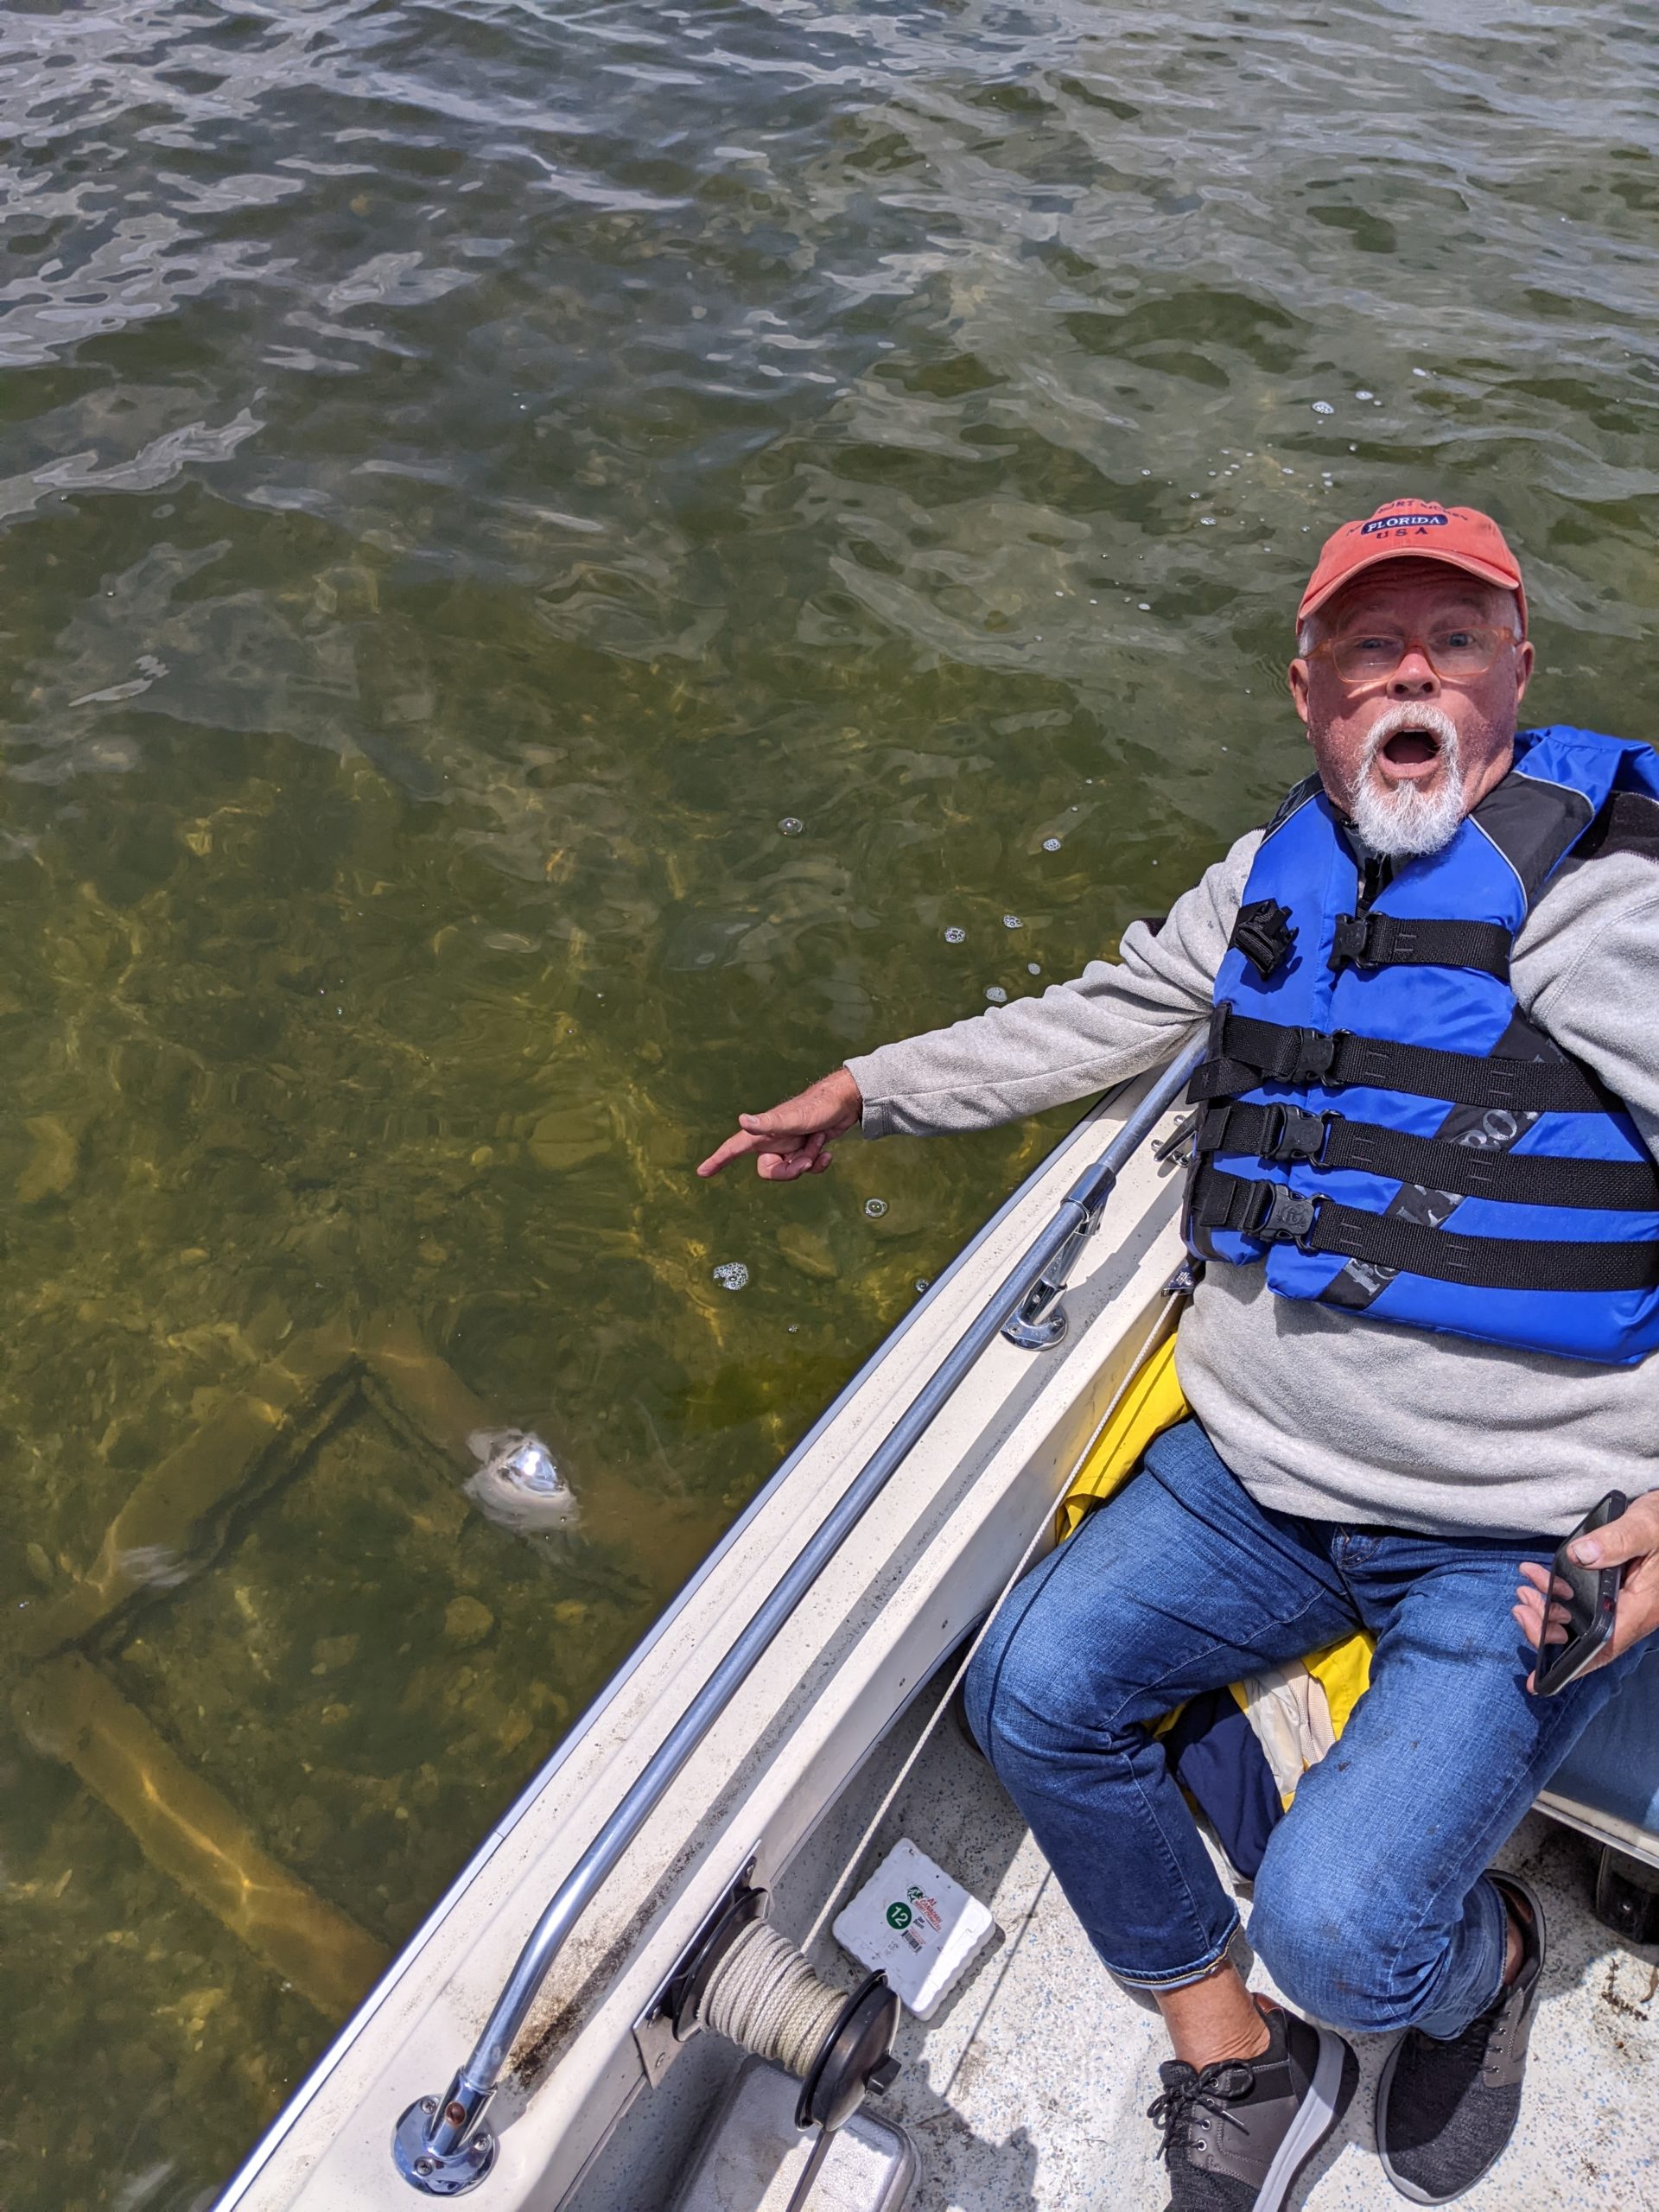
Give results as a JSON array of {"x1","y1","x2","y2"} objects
[{"x1": 1298, "y1": 498, "x2": 1526, "y2": 633}]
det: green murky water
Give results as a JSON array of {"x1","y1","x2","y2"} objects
[{"x1": 3, "y1": 3, "x2": 1658, "y2": 2203}]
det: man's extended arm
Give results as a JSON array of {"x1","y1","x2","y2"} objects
[
  {"x1": 698, "y1": 830, "x2": 1258, "y2": 1176},
  {"x1": 847, "y1": 830, "x2": 1257, "y2": 1139}
]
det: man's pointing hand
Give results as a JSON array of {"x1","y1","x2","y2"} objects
[{"x1": 696, "y1": 1069, "x2": 862, "y2": 1181}]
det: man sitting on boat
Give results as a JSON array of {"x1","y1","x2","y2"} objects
[{"x1": 700, "y1": 498, "x2": 1659, "y2": 2212}]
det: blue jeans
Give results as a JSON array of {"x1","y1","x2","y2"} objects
[{"x1": 964, "y1": 1419, "x2": 1643, "y2": 2039}]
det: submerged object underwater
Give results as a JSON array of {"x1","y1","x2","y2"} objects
[{"x1": 464, "y1": 1429, "x2": 579, "y2": 1535}]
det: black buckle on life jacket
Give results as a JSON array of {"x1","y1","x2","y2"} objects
[
  {"x1": 1289, "y1": 1027, "x2": 1339, "y2": 1083},
  {"x1": 1245, "y1": 1179, "x2": 1321, "y2": 1247},
  {"x1": 1230, "y1": 898, "x2": 1297, "y2": 980},
  {"x1": 1260, "y1": 1103, "x2": 1332, "y2": 1166},
  {"x1": 1328, "y1": 912, "x2": 1376, "y2": 973}
]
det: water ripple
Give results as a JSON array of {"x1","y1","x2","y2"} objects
[{"x1": 3, "y1": 6, "x2": 1659, "y2": 2207}]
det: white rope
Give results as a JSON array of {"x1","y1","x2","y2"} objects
[
  {"x1": 696, "y1": 1920, "x2": 849, "y2": 2078},
  {"x1": 803, "y1": 1295, "x2": 1180, "y2": 1955}
]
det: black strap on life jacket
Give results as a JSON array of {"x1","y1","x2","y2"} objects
[
  {"x1": 1189, "y1": 1162, "x2": 1659, "y2": 1292},
  {"x1": 1574, "y1": 788, "x2": 1659, "y2": 868},
  {"x1": 1195, "y1": 1101, "x2": 1659, "y2": 1211},
  {"x1": 1326, "y1": 912, "x2": 1513, "y2": 980},
  {"x1": 1189, "y1": 1004, "x2": 1610, "y2": 1116}
]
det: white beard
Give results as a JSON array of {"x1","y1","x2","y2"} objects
[{"x1": 1346, "y1": 703, "x2": 1467, "y2": 857}]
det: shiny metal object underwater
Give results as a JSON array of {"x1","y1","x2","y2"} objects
[{"x1": 464, "y1": 1430, "x2": 578, "y2": 1535}]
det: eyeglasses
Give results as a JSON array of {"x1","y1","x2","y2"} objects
[{"x1": 1306, "y1": 623, "x2": 1516, "y2": 687}]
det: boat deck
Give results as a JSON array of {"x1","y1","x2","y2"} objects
[{"x1": 577, "y1": 1677, "x2": 1659, "y2": 2212}]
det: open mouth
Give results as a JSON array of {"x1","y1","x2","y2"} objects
[{"x1": 1376, "y1": 726, "x2": 1445, "y2": 782}]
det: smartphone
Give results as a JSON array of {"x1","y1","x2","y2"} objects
[{"x1": 1533, "y1": 1491, "x2": 1627, "y2": 1698}]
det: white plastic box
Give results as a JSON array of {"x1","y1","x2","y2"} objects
[{"x1": 832, "y1": 1838, "x2": 998, "y2": 2019}]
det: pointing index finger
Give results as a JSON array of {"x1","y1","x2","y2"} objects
[{"x1": 696, "y1": 1127, "x2": 773, "y2": 1177}]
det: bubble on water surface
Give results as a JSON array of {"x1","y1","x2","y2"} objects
[
  {"x1": 863, "y1": 1198, "x2": 887, "y2": 1217},
  {"x1": 1028, "y1": 963, "x2": 1041, "y2": 975},
  {"x1": 944, "y1": 925, "x2": 965, "y2": 944},
  {"x1": 985, "y1": 986, "x2": 1007, "y2": 1003},
  {"x1": 778, "y1": 817, "x2": 804, "y2": 836},
  {"x1": 1312, "y1": 400, "x2": 1334, "y2": 415},
  {"x1": 914, "y1": 1278, "x2": 931, "y2": 1294},
  {"x1": 1356, "y1": 388, "x2": 1375, "y2": 399},
  {"x1": 1042, "y1": 836, "x2": 1062, "y2": 852},
  {"x1": 1002, "y1": 913, "x2": 1022, "y2": 929},
  {"x1": 712, "y1": 1262, "x2": 749, "y2": 1290}
]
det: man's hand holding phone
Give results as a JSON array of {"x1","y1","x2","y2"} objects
[{"x1": 1515, "y1": 1487, "x2": 1659, "y2": 1694}]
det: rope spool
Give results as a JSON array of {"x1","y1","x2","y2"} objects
[{"x1": 692, "y1": 1920, "x2": 849, "y2": 2079}]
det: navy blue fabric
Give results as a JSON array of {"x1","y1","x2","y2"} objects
[
  {"x1": 1545, "y1": 1637, "x2": 1659, "y2": 1838},
  {"x1": 1160, "y1": 1687, "x2": 1285, "y2": 1878},
  {"x1": 1191, "y1": 726, "x2": 1659, "y2": 1362}
]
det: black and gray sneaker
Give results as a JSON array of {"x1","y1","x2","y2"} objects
[
  {"x1": 1376, "y1": 1872, "x2": 1546, "y2": 2204},
  {"x1": 1148, "y1": 2002, "x2": 1357, "y2": 2211}
]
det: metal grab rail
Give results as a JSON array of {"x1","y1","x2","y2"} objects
[{"x1": 393, "y1": 1035, "x2": 1205, "y2": 2195}]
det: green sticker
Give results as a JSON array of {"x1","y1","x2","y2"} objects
[{"x1": 885, "y1": 1901, "x2": 912, "y2": 1931}]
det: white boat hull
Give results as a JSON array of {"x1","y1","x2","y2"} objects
[{"x1": 221, "y1": 1073, "x2": 1192, "y2": 2210}]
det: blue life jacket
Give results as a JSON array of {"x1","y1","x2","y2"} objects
[{"x1": 1184, "y1": 725, "x2": 1659, "y2": 1364}]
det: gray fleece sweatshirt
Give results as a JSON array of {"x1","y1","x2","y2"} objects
[{"x1": 846, "y1": 826, "x2": 1659, "y2": 1539}]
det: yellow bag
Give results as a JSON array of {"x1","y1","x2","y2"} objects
[
  {"x1": 1054, "y1": 1332, "x2": 1188, "y2": 1542},
  {"x1": 1304, "y1": 1632, "x2": 1373, "y2": 1739},
  {"x1": 1056, "y1": 1329, "x2": 1374, "y2": 1793}
]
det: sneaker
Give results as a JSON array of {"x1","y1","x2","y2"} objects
[
  {"x1": 1376, "y1": 1872, "x2": 1545, "y2": 2204},
  {"x1": 1148, "y1": 2002, "x2": 1357, "y2": 2211}
]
